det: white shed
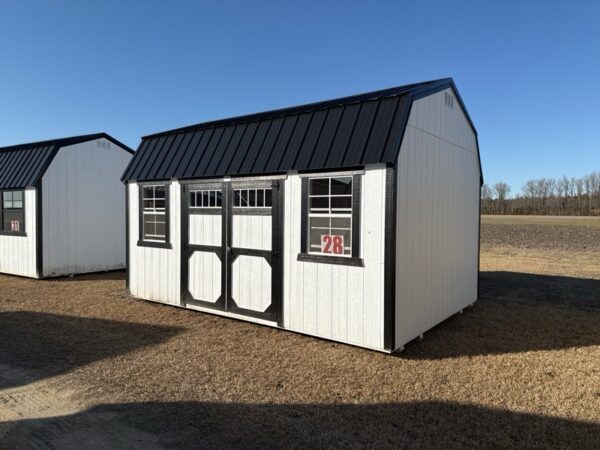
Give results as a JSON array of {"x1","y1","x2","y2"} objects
[
  {"x1": 122, "y1": 78, "x2": 482, "y2": 352},
  {"x1": 0, "y1": 133, "x2": 133, "y2": 278}
]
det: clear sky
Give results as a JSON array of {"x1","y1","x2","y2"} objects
[{"x1": 0, "y1": 1, "x2": 598, "y2": 194}]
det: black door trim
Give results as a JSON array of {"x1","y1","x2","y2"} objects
[
  {"x1": 181, "y1": 179, "x2": 284, "y2": 325},
  {"x1": 181, "y1": 182, "x2": 227, "y2": 310},
  {"x1": 225, "y1": 179, "x2": 283, "y2": 324}
]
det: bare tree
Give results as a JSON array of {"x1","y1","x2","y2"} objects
[
  {"x1": 482, "y1": 171, "x2": 599, "y2": 216},
  {"x1": 492, "y1": 182, "x2": 511, "y2": 214},
  {"x1": 481, "y1": 184, "x2": 496, "y2": 214}
]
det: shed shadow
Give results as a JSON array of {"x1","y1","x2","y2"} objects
[
  {"x1": 46, "y1": 270, "x2": 126, "y2": 282},
  {"x1": 0, "y1": 311, "x2": 182, "y2": 389},
  {"x1": 1, "y1": 400, "x2": 599, "y2": 449},
  {"x1": 400, "y1": 271, "x2": 600, "y2": 360}
]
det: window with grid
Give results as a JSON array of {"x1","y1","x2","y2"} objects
[
  {"x1": 190, "y1": 189, "x2": 222, "y2": 208},
  {"x1": 308, "y1": 177, "x2": 352, "y2": 256},
  {"x1": 1, "y1": 190, "x2": 25, "y2": 233},
  {"x1": 142, "y1": 185, "x2": 167, "y2": 241},
  {"x1": 233, "y1": 188, "x2": 272, "y2": 208}
]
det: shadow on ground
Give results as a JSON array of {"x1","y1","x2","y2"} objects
[
  {"x1": 1, "y1": 400, "x2": 599, "y2": 449},
  {"x1": 0, "y1": 311, "x2": 182, "y2": 389},
  {"x1": 401, "y1": 271, "x2": 600, "y2": 359},
  {"x1": 45, "y1": 270, "x2": 126, "y2": 282},
  {"x1": 480, "y1": 271, "x2": 600, "y2": 308}
]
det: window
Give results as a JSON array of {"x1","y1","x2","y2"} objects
[
  {"x1": 140, "y1": 185, "x2": 169, "y2": 244},
  {"x1": 1, "y1": 190, "x2": 25, "y2": 234},
  {"x1": 233, "y1": 188, "x2": 272, "y2": 208},
  {"x1": 190, "y1": 189, "x2": 222, "y2": 208},
  {"x1": 298, "y1": 174, "x2": 362, "y2": 266},
  {"x1": 308, "y1": 177, "x2": 352, "y2": 256}
]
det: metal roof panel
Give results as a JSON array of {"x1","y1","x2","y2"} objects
[{"x1": 121, "y1": 78, "x2": 477, "y2": 181}]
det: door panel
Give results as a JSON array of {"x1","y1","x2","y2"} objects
[
  {"x1": 232, "y1": 215, "x2": 272, "y2": 250},
  {"x1": 231, "y1": 255, "x2": 272, "y2": 312},
  {"x1": 182, "y1": 179, "x2": 283, "y2": 324},
  {"x1": 182, "y1": 182, "x2": 226, "y2": 309},
  {"x1": 189, "y1": 251, "x2": 222, "y2": 303},
  {"x1": 189, "y1": 214, "x2": 222, "y2": 246}
]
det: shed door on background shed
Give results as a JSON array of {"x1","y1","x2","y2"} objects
[{"x1": 181, "y1": 180, "x2": 283, "y2": 324}]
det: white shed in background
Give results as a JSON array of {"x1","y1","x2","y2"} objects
[
  {"x1": 0, "y1": 133, "x2": 133, "y2": 278},
  {"x1": 121, "y1": 78, "x2": 482, "y2": 352}
]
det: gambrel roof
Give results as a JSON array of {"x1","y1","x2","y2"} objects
[
  {"x1": 122, "y1": 78, "x2": 479, "y2": 182},
  {"x1": 0, "y1": 133, "x2": 134, "y2": 189}
]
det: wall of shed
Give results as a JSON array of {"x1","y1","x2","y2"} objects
[
  {"x1": 0, "y1": 187, "x2": 37, "y2": 278},
  {"x1": 395, "y1": 88, "x2": 480, "y2": 350},
  {"x1": 127, "y1": 167, "x2": 388, "y2": 351},
  {"x1": 128, "y1": 181, "x2": 182, "y2": 305},
  {"x1": 284, "y1": 167, "x2": 387, "y2": 351},
  {"x1": 41, "y1": 138, "x2": 132, "y2": 276}
]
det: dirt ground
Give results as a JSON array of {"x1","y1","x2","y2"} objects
[
  {"x1": 481, "y1": 215, "x2": 600, "y2": 252},
  {"x1": 0, "y1": 215, "x2": 599, "y2": 448}
]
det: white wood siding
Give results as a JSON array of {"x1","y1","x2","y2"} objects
[
  {"x1": 395, "y1": 88, "x2": 480, "y2": 349},
  {"x1": 232, "y1": 215, "x2": 271, "y2": 250},
  {"x1": 128, "y1": 181, "x2": 182, "y2": 305},
  {"x1": 284, "y1": 167, "x2": 387, "y2": 351},
  {"x1": 189, "y1": 214, "x2": 221, "y2": 246},
  {"x1": 41, "y1": 138, "x2": 131, "y2": 276},
  {"x1": 189, "y1": 251, "x2": 221, "y2": 303},
  {"x1": 0, "y1": 187, "x2": 37, "y2": 278},
  {"x1": 232, "y1": 255, "x2": 271, "y2": 312}
]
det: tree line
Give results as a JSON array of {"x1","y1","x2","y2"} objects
[{"x1": 481, "y1": 171, "x2": 600, "y2": 216}]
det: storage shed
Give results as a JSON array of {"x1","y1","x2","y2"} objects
[
  {"x1": 122, "y1": 78, "x2": 482, "y2": 352},
  {"x1": 0, "y1": 133, "x2": 133, "y2": 278}
]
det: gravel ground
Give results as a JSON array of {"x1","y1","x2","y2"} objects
[{"x1": 0, "y1": 216, "x2": 599, "y2": 448}]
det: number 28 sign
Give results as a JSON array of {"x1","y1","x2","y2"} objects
[{"x1": 321, "y1": 234, "x2": 344, "y2": 255}]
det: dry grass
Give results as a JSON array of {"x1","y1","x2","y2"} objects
[{"x1": 0, "y1": 216, "x2": 599, "y2": 448}]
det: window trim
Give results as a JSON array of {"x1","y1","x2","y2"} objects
[
  {"x1": 137, "y1": 182, "x2": 172, "y2": 249},
  {"x1": 298, "y1": 173, "x2": 362, "y2": 266},
  {"x1": 0, "y1": 189, "x2": 26, "y2": 237}
]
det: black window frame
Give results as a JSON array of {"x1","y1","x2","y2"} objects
[
  {"x1": 0, "y1": 189, "x2": 26, "y2": 237},
  {"x1": 137, "y1": 182, "x2": 172, "y2": 249},
  {"x1": 298, "y1": 173, "x2": 363, "y2": 267}
]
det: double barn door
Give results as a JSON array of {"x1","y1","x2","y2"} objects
[{"x1": 181, "y1": 180, "x2": 282, "y2": 324}]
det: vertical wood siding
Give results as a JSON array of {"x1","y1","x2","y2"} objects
[
  {"x1": 231, "y1": 255, "x2": 272, "y2": 312},
  {"x1": 0, "y1": 187, "x2": 37, "y2": 277},
  {"x1": 232, "y1": 215, "x2": 272, "y2": 250},
  {"x1": 189, "y1": 215, "x2": 221, "y2": 246},
  {"x1": 41, "y1": 138, "x2": 132, "y2": 276},
  {"x1": 188, "y1": 212, "x2": 222, "y2": 302},
  {"x1": 284, "y1": 167, "x2": 387, "y2": 351},
  {"x1": 128, "y1": 170, "x2": 387, "y2": 351},
  {"x1": 128, "y1": 181, "x2": 182, "y2": 305},
  {"x1": 189, "y1": 251, "x2": 221, "y2": 303},
  {"x1": 230, "y1": 214, "x2": 273, "y2": 312},
  {"x1": 395, "y1": 88, "x2": 480, "y2": 349}
]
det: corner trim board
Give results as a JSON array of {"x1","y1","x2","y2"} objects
[
  {"x1": 125, "y1": 182, "x2": 130, "y2": 290},
  {"x1": 35, "y1": 181, "x2": 43, "y2": 278},
  {"x1": 383, "y1": 166, "x2": 396, "y2": 351}
]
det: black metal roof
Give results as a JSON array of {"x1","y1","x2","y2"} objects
[
  {"x1": 122, "y1": 78, "x2": 479, "y2": 182},
  {"x1": 0, "y1": 133, "x2": 134, "y2": 190}
]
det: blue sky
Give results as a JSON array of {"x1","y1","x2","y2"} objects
[{"x1": 0, "y1": 1, "x2": 598, "y2": 195}]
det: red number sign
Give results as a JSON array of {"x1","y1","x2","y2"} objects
[
  {"x1": 10, "y1": 220, "x2": 20, "y2": 232},
  {"x1": 321, "y1": 234, "x2": 344, "y2": 255}
]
